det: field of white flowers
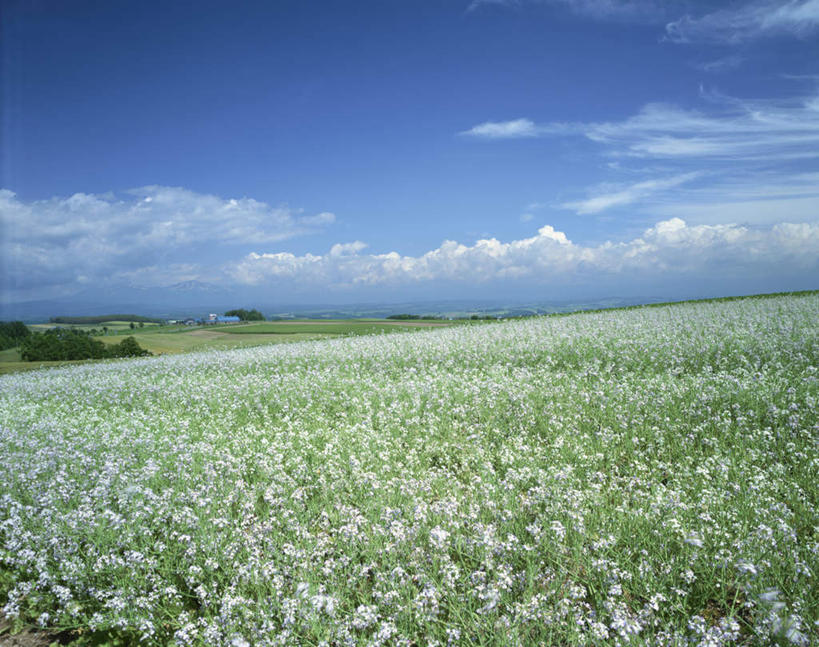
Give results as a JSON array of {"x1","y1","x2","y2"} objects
[{"x1": 1, "y1": 294, "x2": 817, "y2": 646}]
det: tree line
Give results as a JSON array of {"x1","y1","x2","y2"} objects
[
  {"x1": 20, "y1": 329, "x2": 150, "y2": 361},
  {"x1": 0, "y1": 321, "x2": 31, "y2": 351}
]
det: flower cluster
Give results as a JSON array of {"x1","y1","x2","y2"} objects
[{"x1": 1, "y1": 294, "x2": 817, "y2": 645}]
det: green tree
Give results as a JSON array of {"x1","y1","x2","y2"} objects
[
  {"x1": 20, "y1": 329, "x2": 107, "y2": 361},
  {"x1": 225, "y1": 308, "x2": 265, "y2": 321},
  {"x1": 108, "y1": 336, "x2": 150, "y2": 358},
  {"x1": 19, "y1": 329, "x2": 150, "y2": 361}
]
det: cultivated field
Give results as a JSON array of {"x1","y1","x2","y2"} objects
[
  {"x1": 0, "y1": 320, "x2": 460, "y2": 374},
  {"x1": 0, "y1": 295, "x2": 817, "y2": 646}
]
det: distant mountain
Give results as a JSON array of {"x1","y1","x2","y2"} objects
[{"x1": 0, "y1": 281, "x2": 237, "y2": 321}]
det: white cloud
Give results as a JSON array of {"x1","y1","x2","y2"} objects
[
  {"x1": 0, "y1": 186, "x2": 335, "y2": 297},
  {"x1": 584, "y1": 94, "x2": 819, "y2": 161},
  {"x1": 561, "y1": 172, "x2": 700, "y2": 214},
  {"x1": 464, "y1": 89, "x2": 819, "y2": 224},
  {"x1": 464, "y1": 91, "x2": 819, "y2": 159},
  {"x1": 461, "y1": 118, "x2": 541, "y2": 139},
  {"x1": 666, "y1": 0, "x2": 819, "y2": 43},
  {"x1": 228, "y1": 218, "x2": 819, "y2": 289},
  {"x1": 329, "y1": 241, "x2": 368, "y2": 256}
]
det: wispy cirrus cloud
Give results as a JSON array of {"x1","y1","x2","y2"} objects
[
  {"x1": 666, "y1": 0, "x2": 819, "y2": 43},
  {"x1": 650, "y1": 171, "x2": 819, "y2": 224},
  {"x1": 561, "y1": 172, "x2": 701, "y2": 214},
  {"x1": 463, "y1": 88, "x2": 819, "y2": 223},
  {"x1": 585, "y1": 93, "x2": 819, "y2": 161},
  {"x1": 463, "y1": 90, "x2": 819, "y2": 161},
  {"x1": 462, "y1": 91, "x2": 819, "y2": 159}
]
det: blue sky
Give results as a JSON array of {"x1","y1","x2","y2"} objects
[{"x1": 2, "y1": 0, "x2": 818, "y2": 308}]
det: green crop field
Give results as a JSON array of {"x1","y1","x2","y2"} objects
[
  {"x1": 1, "y1": 294, "x2": 817, "y2": 646},
  {"x1": 1, "y1": 320, "x2": 459, "y2": 369}
]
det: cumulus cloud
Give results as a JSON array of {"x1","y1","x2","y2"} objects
[
  {"x1": 666, "y1": 0, "x2": 819, "y2": 43},
  {"x1": 329, "y1": 241, "x2": 368, "y2": 256},
  {"x1": 228, "y1": 219, "x2": 819, "y2": 289},
  {"x1": 0, "y1": 186, "x2": 335, "y2": 298}
]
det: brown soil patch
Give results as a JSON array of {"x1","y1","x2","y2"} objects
[{"x1": 0, "y1": 614, "x2": 55, "y2": 647}]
